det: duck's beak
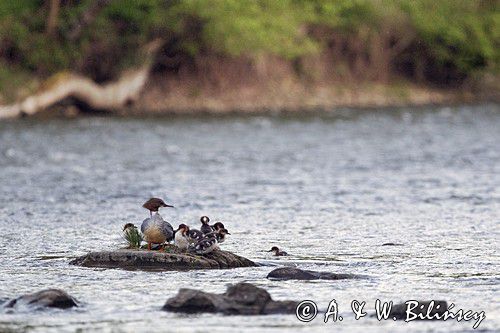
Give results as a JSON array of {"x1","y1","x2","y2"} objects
[
  {"x1": 226, "y1": 232, "x2": 231, "y2": 235},
  {"x1": 165, "y1": 204, "x2": 174, "y2": 208}
]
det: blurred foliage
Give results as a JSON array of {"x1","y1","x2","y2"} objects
[
  {"x1": 123, "y1": 225, "x2": 143, "y2": 249},
  {"x1": 0, "y1": 0, "x2": 498, "y2": 84}
]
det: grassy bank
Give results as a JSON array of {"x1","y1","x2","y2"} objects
[{"x1": 0, "y1": 0, "x2": 498, "y2": 112}]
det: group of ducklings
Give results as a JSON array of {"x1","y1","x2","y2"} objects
[
  {"x1": 122, "y1": 198, "x2": 230, "y2": 254},
  {"x1": 123, "y1": 197, "x2": 288, "y2": 256}
]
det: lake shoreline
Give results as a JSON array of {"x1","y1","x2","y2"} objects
[
  {"x1": 132, "y1": 77, "x2": 498, "y2": 115},
  {"x1": 33, "y1": 80, "x2": 497, "y2": 119}
]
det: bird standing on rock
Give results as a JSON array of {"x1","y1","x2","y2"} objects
[
  {"x1": 200, "y1": 216, "x2": 212, "y2": 234},
  {"x1": 141, "y1": 213, "x2": 174, "y2": 250},
  {"x1": 214, "y1": 228, "x2": 230, "y2": 243},
  {"x1": 142, "y1": 197, "x2": 174, "y2": 217},
  {"x1": 186, "y1": 228, "x2": 205, "y2": 244},
  {"x1": 174, "y1": 224, "x2": 190, "y2": 251},
  {"x1": 191, "y1": 234, "x2": 218, "y2": 254},
  {"x1": 122, "y1": 223, "x2": 142, "y2": 248},
  {"x1": 211, "y1": 221, "x2": 226, "y2": 232},
  {"x1": 122, "y1": 223, "x2": 137, "y2": 234}
]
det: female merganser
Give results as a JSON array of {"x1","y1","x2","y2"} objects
[
  {"x1": 142, "y1": 197, "x2": 174, "y2": 216},
  {"x1": 174, "y1": 224, "x2": 190, "y2": 251},
  {"x1": 214, "y1": 228, "x2": 230, "y2": 243},
  {"x1": 267, "y1": 246, "x2": 288, "y2": 256},
  {"x1": 191, "y1": 235, "x2": 218, "y2": 254},
  {"x1": 141, "y1": 213, "x2": 174, "y2": 250},
  {"x1": 200, "y1": 216, "x2": 212, "y2": 234}
]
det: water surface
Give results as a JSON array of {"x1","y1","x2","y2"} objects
[{"x1": 0, "y1": 105, "x2": 499, "y2": 332}]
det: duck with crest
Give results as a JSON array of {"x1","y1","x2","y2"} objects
[
  {"x1": 140, "y1": 198, "x2": 174, "y2": 250},
  {"x1": 142, "y1": 197, "x2": 174, "y2": 217}
]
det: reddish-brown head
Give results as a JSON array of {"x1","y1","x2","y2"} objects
[{"x1": 177, "y1": 224, "x2": 189, "y2": 235}]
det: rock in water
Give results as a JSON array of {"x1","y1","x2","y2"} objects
[
  {"x1": 267, "y1": 267, "x2": 363, "y2": 280},
  {"x1": 4, "y1": 289, "x2": 78, "y2": 310},
  {"x1": 70, "y1": 248, "x2": 256, "y2": 270},
  {"x1": 162, "y1": 283, "x2": 297, "y2": 315}
]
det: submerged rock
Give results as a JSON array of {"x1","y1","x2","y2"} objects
[
  {"x1": 267, "y1": 267, "x2": 362, "y2": 280},
  {"x1": 70, "y1": 247, "x2": 256, "y2": 270},
  {"x1": 162, "y1": 282, "x2": 297, "y2": 315},
  {"x1": 4, "y1": 289, "x2": 78, "y2": 310}
]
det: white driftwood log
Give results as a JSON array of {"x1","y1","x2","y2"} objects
[{"x1": 0, "y1": 39, "x2": 162, "y2": 119}]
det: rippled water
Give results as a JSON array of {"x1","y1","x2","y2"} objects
[{"x1": 0, "y1": 105, "x2": 499, "y2": 332}]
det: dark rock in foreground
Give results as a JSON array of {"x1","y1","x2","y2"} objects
[
  {"x1": 388, "y1": 300, "x2": 448, "y2": 320},
  {"x1": 163, "y1": 283, "x2": 297, "y2": 315},
  {"x1": 70, "y1": 247, "x2": 256, "y2": 270},
  {"x1": 267, "y1": 267, "x2": 362, "y2": 280},
  {"x1": 4, "y1": 289, "x2": 78, "y2": 310}
]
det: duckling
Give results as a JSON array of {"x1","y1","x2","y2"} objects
[
  {"x1": 190, "y1": 235, "x2": 218, "y2": 254},
  {"x1": 174, "y1": 224, "x2": 190, "y2": 251},
  {"x1": 142, "y1": 197, "x2": 174, "y2": 217},
  {"x1": 200, "y1": 216, "x2": 212, "y2": 234},
  {"x1": 211, "y1": 221, "x2": 226, "y2": 232},
  {"x1": 122, "y1": 223, "x2": 137, "y2": 235},
  {"x1": 267, "y1": 246, "x2": 288, "y2": 256},
  {"x1": 186, "y1": 228, "x2": 205, "y2": 244},
  {"x1": 140, "y1": 213, "x2": 174, "y2": 250},
  {"x1": 214, "y1": 228, "x2": 231, "y2": 244},
  {"x1": 122, "y1": 223, "x2": 142, "y2": 248}
]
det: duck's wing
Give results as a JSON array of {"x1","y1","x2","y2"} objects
[
  {"x1": 140, "y1": 217, "x2": 151, "y2": 233},
  {"x1": 159, "y1": 221, "x2": 174, "y2": 242}
]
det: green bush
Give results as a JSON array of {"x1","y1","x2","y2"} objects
[{"x1": 0, "y1": 0, "x2": 497, "y2": 84}]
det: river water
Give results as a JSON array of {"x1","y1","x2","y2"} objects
[{"x1": 0, "y1": 105, "x2": 498, "y2": 332}]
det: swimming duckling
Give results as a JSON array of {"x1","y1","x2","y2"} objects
[
  {"x1": 267, "y1": 246, "x2": 288, "y2": 256},
  {"x1": 142, "y1": 197, "x2": 174, "y2": 217},
  {"x1": 200, "y1": 216, "x2": 212, "y2": 234},
  {"x1": 140, "y1": 213, "x2": 174, "y2": 250},
  {"x1": 174, "y1": 224, "x2": 190, "y2": 251},
  {"x1": 214, "y1": 228, "x2": 231, "y2": 244}
]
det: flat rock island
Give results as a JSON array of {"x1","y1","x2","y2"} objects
[{"x1": 70, "y1": 247, "x2": 256, "y2": 271}]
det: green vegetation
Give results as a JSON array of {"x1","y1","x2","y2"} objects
[
  {"x1": 0, "y1": 0, "x2": 498, "y2": 89},
  {"x1": 123, "y1": 226, "x2": 142, "y2": 249}
]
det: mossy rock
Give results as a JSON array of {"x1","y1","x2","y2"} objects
[{"x1": 70, "y1": 247, "x2": 256, "y2": 271}]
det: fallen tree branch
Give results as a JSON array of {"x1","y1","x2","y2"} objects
[{"x1": 0, "y1": 39, "x2": 163, "y2": 119}]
